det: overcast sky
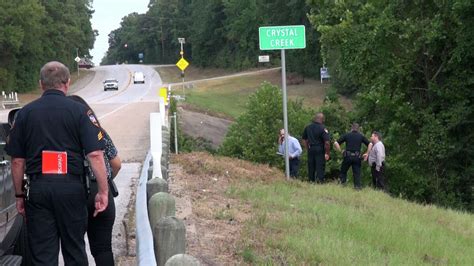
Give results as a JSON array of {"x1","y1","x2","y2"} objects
[{"x1": 91, "y1": 0, "x2": 149, "y2": 65}]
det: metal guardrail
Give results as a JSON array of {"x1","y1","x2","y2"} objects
[
  {"x1": 136, "y1": 98, "x2": 172, "y2": 265},
  {"x1": 1, "y1": 91, "x2": 19, "y2": 109},
  {"x1": 135, "y1": 150, "x2": 157, "y2": 266}
]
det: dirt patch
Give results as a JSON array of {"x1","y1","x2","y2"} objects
[
  {"x1": 168, "y1": 152, "x2": 283, "y2": 265},
  {"x1": 178, "y1": 106, "x2": 233, "y2": 149}
]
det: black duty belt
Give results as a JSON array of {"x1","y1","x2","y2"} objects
[
  {"x1": 309, "y1": 143, "x2": 322, "y2": 148},
  {"x1": 344, "y1": 151, "x2": 360, "y2": 157},
  {"x1": 28, "y1": 173, "x2": 83, "y2": 182}
]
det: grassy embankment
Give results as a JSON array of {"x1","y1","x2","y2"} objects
[
  {"x1": 176, "y1": 152, "x2": 474, "y2": 265},
  {"x1": 161, "y1": 66, "x2": 473, "y2": 263},
  {"x1": 156, "y1": 66, "x2": 350, "y2": 119}
]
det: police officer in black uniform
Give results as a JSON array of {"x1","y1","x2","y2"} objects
[
  {"x1": 302, "y1": 113, "x2": 330, "y2": 183},
  {"x1": 334, "y1": 123, "x2": 370, "y2": 189},
  {"x1": 6, "y1": 61, "x2": 109, "y2": 265}
]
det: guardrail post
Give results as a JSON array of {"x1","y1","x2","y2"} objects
[
  {"x1": 148, "y1": 192, "x2": 175, "y2": 232},
  {"x1": 154, "y1": 217, "x2": 186, "y2": 266},
  {"x1": 165, "y1": 254, "x2": 200, "y2": 266},
  {"x1": 147, "y1": 178, "x2": 169, "y2": 202}
]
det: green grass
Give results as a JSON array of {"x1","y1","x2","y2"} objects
[
  {"x1": 155, "y1": 65, "x2": 236, "y2": 83},
  {"x1": 156, "y1": 66, "x2": 343, "y2": 119},
  {"x1": 185, "y1": 83, "x2": 254, "y2": 119},
  {"x1": 230, "y1": 180, "x2": 474, "y2": 265}
]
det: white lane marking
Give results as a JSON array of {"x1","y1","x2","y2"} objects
[
  {"x1": 89, "y1": 67, "x2": 133, "y2": 104},
  {"x1": 98, "y1": 69, "x2": 159, "y2": 120},
  {"x1": 98, "y1": 101, "x2": 134, "y2": 120}
]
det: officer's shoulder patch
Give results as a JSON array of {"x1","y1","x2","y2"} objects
[
  {"x1": 324, "y1": 128, "x2": 329, "y2": 134},
  {"x1": 87, "y1": 110, "x2": 99, "y2": 128},
  {"x1": 98, "y1": 131, "x2": 103, "y2": 141}
]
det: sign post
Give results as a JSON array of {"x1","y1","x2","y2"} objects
[
  {"x1": 258, "y1": 55, "x2": 270, "y2": 63},
  {"x1": 75, "y1": 48, "x2": 80, "y2": 77},
  {"x1": 320, "y1": 67, "x2": 330, "y2": 83},
  {"x1": 259, "y1": 25, "x2": 306, "y2": 180},
  {"x1": 177, "y1": 38, "x2": 186, "y2": 98}
]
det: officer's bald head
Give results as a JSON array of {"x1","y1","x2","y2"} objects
[
  {"x1": 314, "y1": 112, "x2": 325, "y2": 123},
  {"x1": 39, "y1": 61, "x2": 70, "y2": 91}
]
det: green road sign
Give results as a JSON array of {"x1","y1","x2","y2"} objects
[{"x1": 259, "y1": 25, "x2": 306, "y2": 50}]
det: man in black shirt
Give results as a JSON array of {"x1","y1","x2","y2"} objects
[
  {"x1": 334, "y1": 123, "x2": 370, "y2": 189},
  {"x1": 302, "y1": 113, "x2": 330, "y2": 183},
  {"x1": 6, "y1": 61, "x2": 109, "y2": 265}
]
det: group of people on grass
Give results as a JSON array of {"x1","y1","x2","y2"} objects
[{"x1": 278, "y1": 113, "x2": 386, "y2": 190}]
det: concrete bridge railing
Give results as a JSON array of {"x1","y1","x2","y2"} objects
[{"x1": 136, "y1": 97, "x2": 200, "y2": 266}]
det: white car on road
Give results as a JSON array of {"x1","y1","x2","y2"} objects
[{"x1": 103, "y1": 79, "x2": 119, "y2": 91}]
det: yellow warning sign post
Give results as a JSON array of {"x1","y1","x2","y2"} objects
[
  {"x1": 176, "y1": 58, "x2": 189, "y2": 72},
  {"x1": 176, "y1": 38, "x2": 188, "y2": 98},
  {"x1": 159, "y1": 87, "x2": 168, "y2": 106}
]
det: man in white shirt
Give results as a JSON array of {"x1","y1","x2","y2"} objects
[
  {"x1": 365, "y1": 131, "x2": 386, "y2": 190},
  {"x1": 278, "y1": 129, "x2": 303, "y2": 178}
]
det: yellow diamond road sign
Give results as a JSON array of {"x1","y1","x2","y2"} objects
[{"x1": 176, "y1": 58, "x2": 189, "y2": 71}]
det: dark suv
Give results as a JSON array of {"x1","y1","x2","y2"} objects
[{"x1": 0, "y1": 109, "x2": 29, "y2": 265}]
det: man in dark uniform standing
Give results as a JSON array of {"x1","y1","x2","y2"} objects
[
  {"x1": 302, "y1": 113, "x2": 330, "y2": 183},
  {"x1": 334, "y1": 123, "x2": 370, "y2": 189},
  {"x1": 6, "y1": 61, "x2": 109, "y2": 265}
]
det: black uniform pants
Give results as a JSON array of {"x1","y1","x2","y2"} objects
[
  {"x1": 307, "y1": 148, "x2": 325, "y2": 183},
  {"x1": 289, "y1": 157, "x2": 300, "y2": 178},
  {"x1": 87, "y1": 181, "x2": 116, "y2": 266},
  {"x1": 26, "y1": 176, "x2": 88, "y2": 266},
  {"x1": 340, "y1": 155, "x2": 362, "y2": 188},
  {"x1": 371, "y1": 163, "x2": 386, "y2": 191}
]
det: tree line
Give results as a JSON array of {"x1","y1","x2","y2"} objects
[
  {"x1": 310, "y1": 0, "x2": 473, "y2": 210},
  {"x1": 0, "y1": 0, "x2": 95, "y2": 93},
  {"x1": 101, "y1": 0, "x2": 322, "y2": 78}
]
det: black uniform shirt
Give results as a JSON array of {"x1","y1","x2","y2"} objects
[
  {"x1": 5, "y1": 89, "x2": 105, "y2": 175},
  {"x1": 302, "y1": 121, "x2": 330, "y2": 148},
  {"x1": 337, "y1": 131, "x2": 370, "y2": 152}
]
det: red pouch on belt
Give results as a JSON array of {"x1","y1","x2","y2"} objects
[{"x1": 42, "y1": 151, "x2": 68, "y2": 174}]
